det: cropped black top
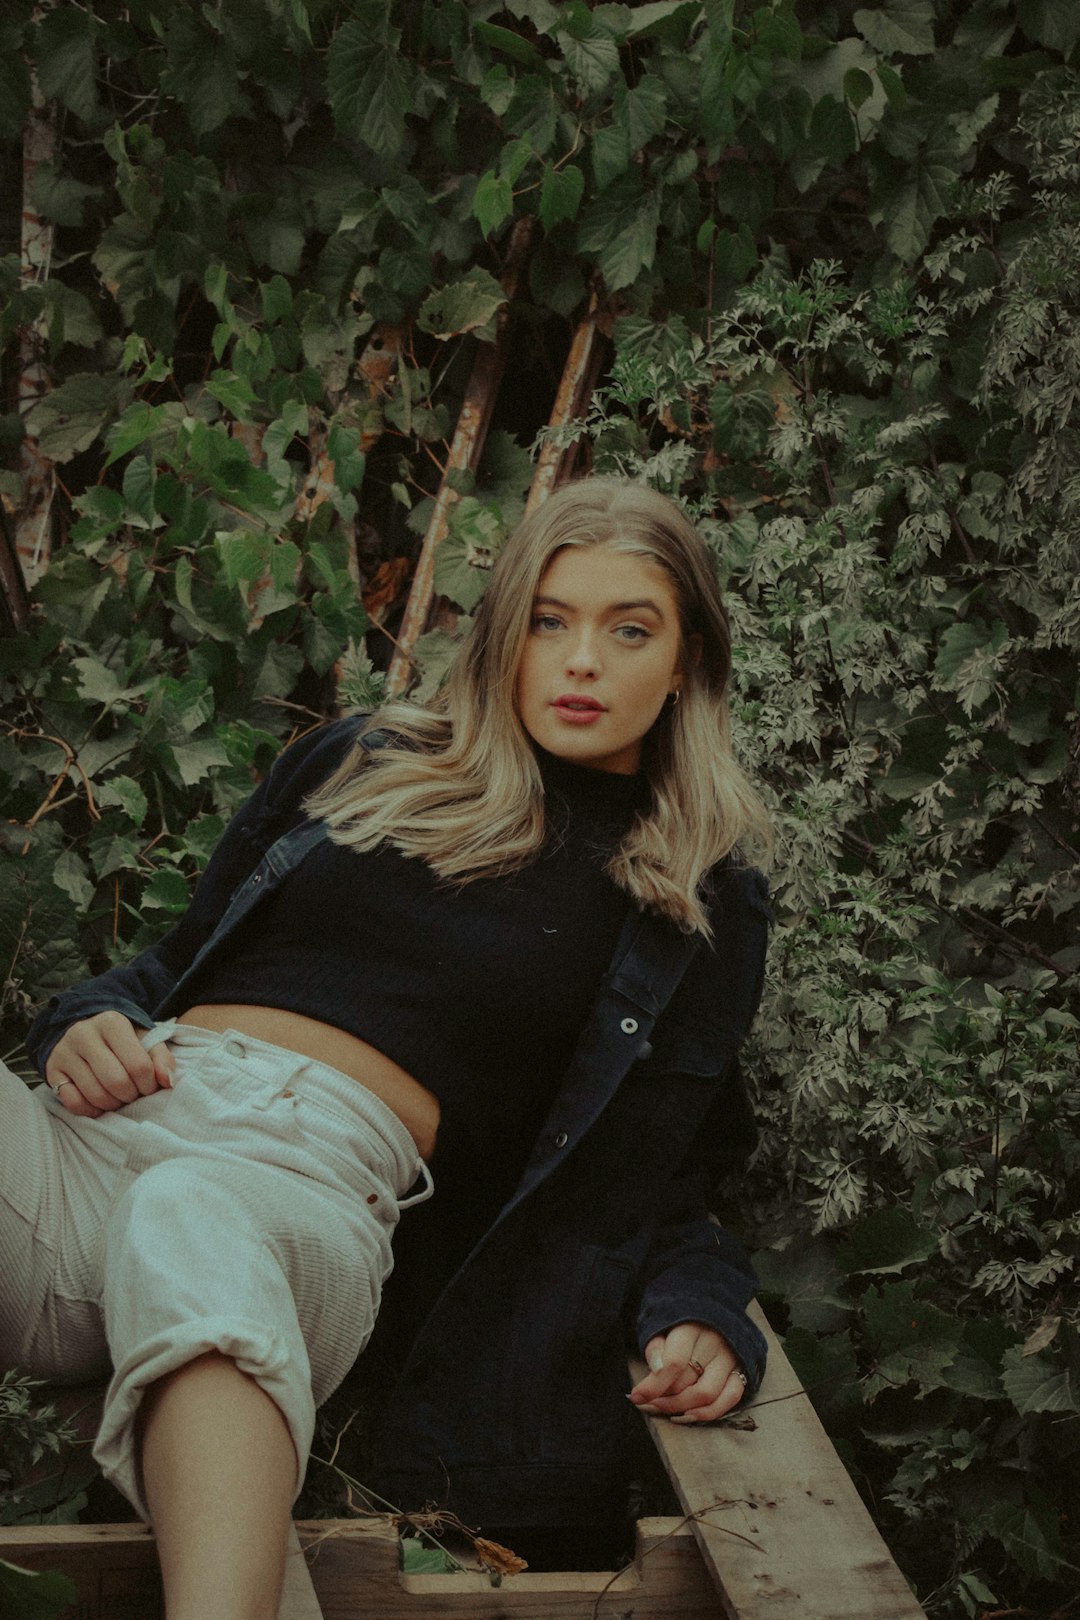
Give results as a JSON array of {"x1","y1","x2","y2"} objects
[{"x1": 180, "y1": 748, "x2": 649, "y2": 1210}]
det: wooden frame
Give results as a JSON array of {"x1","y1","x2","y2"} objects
[{"x1": 0, "y1": 1308, "x2": 926, "y2": 1620}]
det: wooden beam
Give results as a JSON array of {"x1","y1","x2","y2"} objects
[
  {"x1": 0, "y1": 1517, "x2": 722, "y2": 1619},
  {"x1": 636, "y1": 1302, "x2": 927, "y2": 1620},
  {"x1": 525, "y1": 287, "x2": 605, "y2": 516},
  {"x1": 385, "y1": 217, "x2": 534, "y2": 696}
]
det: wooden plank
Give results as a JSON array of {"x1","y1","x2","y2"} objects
[
  {"x1": 636, "y1": 1302, "x2": 927, "y2": 1620},
  {"x1": 298, "y1": 1516, "x2": 723, "y2": 1619},
  {"x1": 0, "y1": 1518, "x2": 721, "y2": 1620},
  {"x1": 525, "y1": 287, "x2": 604, "y2": 516}
]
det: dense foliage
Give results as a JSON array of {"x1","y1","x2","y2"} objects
[{"x1": 1, "y1": 2, "x2": 1078, "y2": 1613}]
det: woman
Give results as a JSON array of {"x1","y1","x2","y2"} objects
[{"x1": 2, "y1": 477, "x2": 771, "y2": 1620}]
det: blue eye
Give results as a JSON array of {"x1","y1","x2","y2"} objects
[
  {"x1": 615, "y1": 624, "x2": 650, "y2": 643},
  {"x1": 531, "y1": 613, "x2": 563, "y2": 632}
]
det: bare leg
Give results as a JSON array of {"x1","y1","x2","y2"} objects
[{"x1": 140, "y1": 1352, "x2": 296, "y2": 1620}]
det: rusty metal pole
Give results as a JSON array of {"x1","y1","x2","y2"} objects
[{"x1": 386, "y1": 219, "x2": 534, "y2": 697}]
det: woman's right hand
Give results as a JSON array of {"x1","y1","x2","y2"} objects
[{"x1": 44, "y1": 1011, "x2": 175, "y2": 1118}]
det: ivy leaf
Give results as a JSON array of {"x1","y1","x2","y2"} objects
[
  {"x1": 122, "y1": 455, "x2": 156, "y2": 527},
  {"x1": 25, "y1": 373, "x2": 122, "y2": 464},
  {"x1": 142, "y1": 868, "x2": 191, "y2": 913},
  {"x1": 52, "y1": 850, "x2": 95, "y2": 911},
  {"x1": 473, "y1": 171, "x2": 514, "y2": 238},
  {"x1": 590, "y1": 123, "x2": 632, "y2": 189},
  {"x1": 162, "y1": 10, "x2": 250, "y2": 137},
  {"x1": 1015, "y1": 0, "x2": 1080, "y2": 54},
  {"x1": 28, "y1": 160, "x2": 102, "y2": 229},
  {"x1": 613, "y1": 77, "x2": 669, "y2": 152},
  {"x1": 206, "y1": 370, "x2": 259, "y2": 421},
  {"x1": 34, "y1": 5, "x2": 98, "y2": 122},
  {"x1": 103, "y1": 402, "x2": 171, "y2": 468},
  {"x1": 539, "y1": 163, "x2": 585, "y2": 231},
  {"x1": 624, "y1": 1, "x2": 702, "y2": 41},
  {"x1": 576, "y1": 176, "x2": 660, "y2": 291},
  {"x1": 853, "y1": 0, "x2": 936, "y2": 55},
  {"x1": 165, "y1": 738, "x2": 232, "y2": 788},
  {"x1": 355, "y1": 52, "x2": 413, "y2": 163},
  {"x1": 506, "y1": 77, "x2": 558, "y2": 155},
  {"x1": 556, "y1": 5, "x2": 621, "y2": 95},
  {"x1": 434, "y1": 499, "x2": 507, "y2": 609},
  {"x1": 874, "y1": 144, "x2": 962, "y2": 261},
  {"x1": 837, "y1": 1207, "x2": 939, "y2": 1275},
  {"x1": 417, "y1": 268, "x2": 507, "y2": 341},
  {"x1": 1001, "y1": 1348, "x2": 1079, "y2": 1415},
  {"x1": 473, "y1": 20, "x2": 547, "y2": 69},
  {"x1": 327, "y1": 421, "x2": 366, "y2": 495},
  {"x1": 96, "y1": 775, "x2": 149, "y2": 827}
]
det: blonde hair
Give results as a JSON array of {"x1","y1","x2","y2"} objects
[{"x1": 306, "y1": 477, "x2": 770, "y2": 935}]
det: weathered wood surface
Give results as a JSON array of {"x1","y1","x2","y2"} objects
[
  {"x1": 637, "y1": 1301, "x2": 926, "y2": 1620},
  {"x1": 0, "y1": 1516, "x2": 721, "y2": 1620}
]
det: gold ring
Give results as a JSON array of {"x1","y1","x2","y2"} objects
[{"x1": 688, "y1": 1358, "x2": 706, "y2": 1376}]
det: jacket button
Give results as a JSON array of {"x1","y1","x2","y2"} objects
[
  {"x1": 554, "y1": 1131, "x2": 568, "y2": 1148},
  {"x1": 620, "y1": 1017, "x2": 639, "y2": 1035}
]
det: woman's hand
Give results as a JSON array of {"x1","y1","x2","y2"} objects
[
  {"x1": 628, "y1": 1322, "x2": 748, "y2": 1424},
  {"x1": 44, "y1": 1011, "x2": 174, "y2": 1118}
]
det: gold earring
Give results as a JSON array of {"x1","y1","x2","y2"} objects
[{"x1": 669, "y1": 688, "x2": 681, "y2": 704}]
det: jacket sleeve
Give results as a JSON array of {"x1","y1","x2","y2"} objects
[
  {"x1": 24, "y1": 716, "x2": 366, "y2": 1075},
  {"x1": 632, "y1": 864, "x2": 772, "y2": 1391},
  {"x1": 632, "y1": 1137, "x2": 768, "y2": 1393}
]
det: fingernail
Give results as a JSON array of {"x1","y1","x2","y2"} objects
[{"x1": 647, "y1": 1349, "x2": 664, "y2": 1373}]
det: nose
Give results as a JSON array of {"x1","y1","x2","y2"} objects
[{"x1": 565, "y1": 625, "x2": 601, "y2": 678}]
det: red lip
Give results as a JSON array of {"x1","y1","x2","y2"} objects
[{"x1": 552, "y1": 695, "x2": 605, "y2": 712}]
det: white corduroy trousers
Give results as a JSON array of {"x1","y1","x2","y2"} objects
[{"x1": 0, "y1": 1022, "x2": 433, "y2": 1518}]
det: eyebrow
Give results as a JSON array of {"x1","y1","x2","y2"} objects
[{"x1": 532, "y1": 594, "x2": 666, "y2": 618}]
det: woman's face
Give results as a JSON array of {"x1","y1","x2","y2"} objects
[{"x1": 515, "y1": 544, "x2": 686, "y2": 774}]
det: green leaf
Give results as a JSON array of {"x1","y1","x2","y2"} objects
[
  {"x1": 853, "y1": 0, "x2": 936, "y2": 55},
  {"x1": 1016, "y1": 0, "x2": 1080, "y2": 54},
  {"x1": 590, "y1": 122, "x2": 632, "y2": 189},
  {"x1": 27, "y1": 160, "x2": 102, "y2": 228},
  {"x1": 837, "y1": 1207, "x2": 938, "y2": 1276},
  {"x1": 25, "y1": 373, "x2": 121, "y2": 464},
  {"x1": 480, "y1": 63, "x2": 515, "y2": 115},
  {"x1": 355, "y1": 52, "x2": 413, "y2": 163},
  {"x1": 506, "y1": 76, "x2": 558, "y2": 154},
  {"x1": 52, "y1": 850, "x2": 94, "y2": 911},
  {"x1": 473, "y1": 20, "x2": 547, "y2": 69},
  {"x1": 166, "y1": 738, "x2": 232, "y2": 787},
  {"x1": 539, "y1": 163, "x2": 585, "y2": 231},
  {"x1": 96, "y1": 776, "x2": 149, "y2": 827},
  {"x1": 327, "y1": 422, "x2": 366, "y2": 495},
  {"x1": 122, "y1": 454, "x2": 156, "y2": 527},
  {"x1": 0, "y1": 1559, "x2": 76, "y2": 1620},
  {"x1": 557, "y1": 6, "x2": 620, "y2": 94},
  {"x1": 205, "y1": 370, "x2": 260, "y2": 421},
  {"x1": 417, "y1": 268, "x2": 507, "y2": 341},
  {"x1": 260, "y1": 275, "x2": 293, "y2": 325},
  {"x1": 141, "y1": 868, "x2": 191, "y2": 913},
  {"x1": 435, "y1": 499, "x2": 508, "y2": 610},
  {"x1": 35, "y1": 6, "x2": 98, "y2": 122},
  {"x1": 576, "y1": 176, "x2": 661, "y2": 292},
  {"x1": 163, "y1": 10, "x2": 249, "y2": 137},
  {"x1": 1002, "y1": 1348, "x2": 1079, "y2": 1415},
  {"x1": 103, "y1": 401, "x2": 171, "y2": 467},
  {"x1": 613, "y1": 77, "x2": 669, "y2": 152},
  {"x1": 875, "y1": 146, "x2": 961, "y2": 262},
  {"x1": 473, "y1": 171, "x2": 514, "y2": 238}
]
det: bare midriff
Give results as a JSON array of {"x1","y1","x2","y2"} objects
[{"x1": 176, "y1": 1005, "x2": 441, "y2": 1161}]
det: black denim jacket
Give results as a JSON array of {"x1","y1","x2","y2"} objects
[{"x1": 27, "y1": 717, "x2": 771, "y2": 1528}]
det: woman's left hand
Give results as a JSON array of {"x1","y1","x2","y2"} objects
[{"x1": 628, "y1": 1322, "x2": 747, "y2": 1424}]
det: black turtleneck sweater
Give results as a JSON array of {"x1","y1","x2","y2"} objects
[{"x1": 180, "y1": 749, "x2": 648, "y2": 1203}]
